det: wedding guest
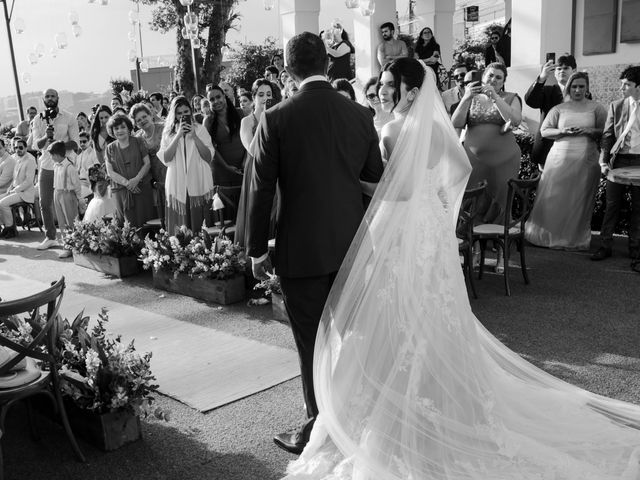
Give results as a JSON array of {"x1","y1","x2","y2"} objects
[
  {"x1": 441, "y1": 63, "x2": 468, "y2": 115},
  {"x1": 50, "y1": 140, "x2": 83, "y2": 258},
  {"x1": 89, "y1": 105, "x2": 114, "y2": 164},
  {"x1": 332, "y1": 78, "x2": 356, "y2": 101},
  {"x1": 76, "y1": 112, "x2": 90, "y2": 133},
  {"x1": 150, "y1": 92, "x2": 168, "y2": 120},
  {"x1": 0, "y1": 139, "x2": 15, "y2": 195},
  {"x1": 283, "y1": 76, "x2": 299, "y2": 99},
  {"x1": 525, "y1": 54, "x2": 577, "y2": 167},
  {"x1": 324, "y1": 22, "x2": 355, "y2": 82},
  {"x1": 238, "y1": 91, "x2": 254, "y2": 117},
  {"x1": 362, "y1": 76, "x2": 393, "y2": 137},
  {"x1": 191, "y1": 94, "x2": 204, "y2": 123},
  {"x1": 157, "y1": 96, "x2": 215, "y2": 234},
  {"x1": 110, "y1": 96, "x2": 123, "y2": 112},
  {"x1": 83, "y1": 164, "x2": 115, "y2": 222},
  {"x1": 200, "y1": 98, "x2": 212, "y2": 118},
  {"x1": 218, "y1": 81, "x2": 236, "y2": 106},
  {"x1": 525, "y1": 72, "x2": 606, "y2": 250},
  {"x1": 592, "y1": 66, "x2": 640, "y2": 263},
  {"x1": 377, "y1": 22, "x2": 408, "y2": 68},
  {"x1": 76, "y1": 131, "x2": 99, "y2": 199},
  {"x1": 205, "y1": 85, "x2": 245, "y2": 195},
  {"x1": 279, "y1": 70, "x2": 290, "y2": 93},
  {"x1": 104, "y1": 113, "x2": 154, "y2": 227},
  {"x1": 236, "y1": 79, "x2": 277, "y2": 248},
  {"x1": 413, "y1": 27, "x2": 441, "y2": 80},
  {"x1": 0, "y1": 137, "x2": 36, "y2": 239},
  {"x1": 484, "y1": 29, "x2": 510, "y2": 67},
  {"x1": 31, "y1": 88, "x2": 80, "y2": 250},
  {"x1": 271, "y1": 53, "x2": 285, "y2": 73},
  {"x1": 264, "y1": 66, "x2": 281, "y2": 87},
  {"x1": 132, "y1": 103, "x2": 166, "y2": 226},
  {"x1": 163, "y1": 95, "x2": 171, "y2": 110}
]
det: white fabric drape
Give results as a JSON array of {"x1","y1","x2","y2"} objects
[{"x1": 284, "y1": 67, "x2": 640, "y2": 479}]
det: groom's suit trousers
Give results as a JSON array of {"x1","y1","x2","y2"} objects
[{"x1": 280, "y1": 272, "x2": 337, "y2": 420}]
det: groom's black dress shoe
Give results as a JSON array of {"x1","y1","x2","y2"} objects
[
  {"x1": 273, "y1": 431, "x2": 307, "y2": 454},
  {"x1": 590, "y1": 247, "x2": 612, "y2": 261}
]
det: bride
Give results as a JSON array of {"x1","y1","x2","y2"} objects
[{"x1": 284, "y1": 58, "x2": 640, "y2": 479}]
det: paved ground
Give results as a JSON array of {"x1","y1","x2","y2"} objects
[{"x1": 1, "y1": 229, "x2": 639, "y2": 480}]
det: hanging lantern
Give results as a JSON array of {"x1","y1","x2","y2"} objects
[
  {"x1": 179, "y1": 0, "x2": 194, "y2": 5},
  {"x1": 184, "y1": 12, "x2": 198, "y2": 27},
  {"x1": 140, "y1": 60, "x2": 149, "y2": 73},
  {"x1": 187, "y1": 22, "x2": 198, "y2": 34},
  {"x1": 191, "y1": 37, "x2": 201, "y2": 48},
  {"x1": 72, "y1": 24, "x2": 83, "y2": 38},
  {"x1": 188, "y1": 30, "x2": 199, "y2": 41},
  {"x1": 100, "y1": 0, "x2": 109, "y2": 5},
  {"x1": 360, "y1": 0, "x2": 375, "y2": 16},
  {"x1": 28, "y1": 52, "x2": 38, "y2": 65},
  {"x1": 55, "y1": 32, "x2": 68, "y2": 49},
  {"x1": 181, "y1": 27, "x2": 190, "y2": 40},
  {"x1": 128, "y1": 10, "x2": 139, "y2": 24},
  {"x1": 264, "y1": 0, "x2": 275, "y2": 11},
  {"x1": 127, "y1": 49, "x2": 137, "y2": 62},
  {"x1": 345, "y1": 0, "x2": 359, "y2": 8},
  {"x1": 68, "y1": 10, "x2": 79, "y2": 25},
  {"x1": 35, "y1": 43, "x2": 46, "y2": 58},
  {"x1": 13, "y1": 18, "x2": 25, "y2": 34},
  {"x1": 128, "y1": 31, "x2": 137, "y2": 42},
  {"x1": 22, "y1": 72, "x2": 31, "y2": 84},
  {"x1": 50, "y1": 47, "x2": 58, "y2": 58}
]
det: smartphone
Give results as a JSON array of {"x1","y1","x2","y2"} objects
[
  {"x1": 265, "y1": 98, "x2": 274, "y2": 109},
  {"x1": 545, "y1": 52, "x2": 556, "y2": 64},
  {"x1": 469, "y1": 70, "x2": 482, "y2": 84},
  {"x1": 182, "y1": 114, "x2": 192, "y2": 125}
]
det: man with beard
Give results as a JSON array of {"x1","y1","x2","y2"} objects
[
  {"x1": 376, "y1": 22, "x2": 407, "y2": 69},
  {"x1": 441, "y1": 63, "x2": 469, "y2": 115},
  {"x1": 31, "y1": 88, "x2": 79, "y2": 249},
  {"x1": 0, "y1": 137, "x2": 37, "y2": 238}
]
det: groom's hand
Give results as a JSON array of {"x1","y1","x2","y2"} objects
[{"x1": 252, "y1": 256, "x2": 273, "y2": 281}]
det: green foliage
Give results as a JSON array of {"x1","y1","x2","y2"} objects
[
  {"x1": 225, "y1": 38, "x2": 283, "y2": 91},
  {"x1": 453, "y1": 22, "x2": 504, "y2": 68},
  {"x1": 109, "y1": 78, "x2": 135, "y2": 97}
]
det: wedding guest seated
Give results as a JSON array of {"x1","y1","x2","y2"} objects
[
  {"x1": 157, "y1": 96, "x2": 215, "y2": 234},
  {"x1": 332, "y1": 78, "x2": 356, "y2": 101},
  {"x1": 104, "y1": 113, "x2": 154, "y2": 227},
  {"x1": 76, "y1": 131, "x2": 99, "y2": 199},
  {"x1": 362, "y1": 77, "x2": 393, "y2": 138},
  {"x1": 525, "y1": 72, "x2": 606, "y2": 250},
  {"x1": 441, "y1": 63, "x2": 468, "y2": 115},
  {"x1": 0, "y1": 139, "x2": 16, "y2": 195},
  {"x1": 0, "y1": 137, "x2": 37, "y2": 238}
]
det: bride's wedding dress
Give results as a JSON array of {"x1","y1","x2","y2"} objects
[{"x1": 283, "y1": 68, "x2": 640, "y2": 479}]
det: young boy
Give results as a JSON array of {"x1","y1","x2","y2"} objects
[
  {"x1": 49, "y1": 140, "x2": 82, "y2": 258},
  {"x1": 76, "y1": 131, "x2": 98, "y2": 199}
]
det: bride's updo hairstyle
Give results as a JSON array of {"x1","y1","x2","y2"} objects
[{"x1": 377, "y1": 57, "x2": 425, "y2": 109}]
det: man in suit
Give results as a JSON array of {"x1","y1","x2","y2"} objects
[
  {"x1": 592, "y1": 66, "x2": 640, "y2": 263},
  {"x1": 524, "y1": 54, "x2": 576, "y2": 168},
  {"x1": 247, "y1": 31, "x2": 384, "y2": 454}
]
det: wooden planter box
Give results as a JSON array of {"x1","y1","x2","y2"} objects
[
  {"x1": 65, "y1": 402, "x2": 142, "y2": 451},
  {"x1": 73, "y1": 252, "x2": 139, "y2": 278},
  {"x1": 271, "y1": 292, "x2": 289, "y2": 322},
  {"x1": 152, "y1": 269, "x2": 245, "y2": 305}
]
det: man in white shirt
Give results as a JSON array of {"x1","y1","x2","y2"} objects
[
  {"x1": 592, "y1": 66, "x2": 640, "y2": 263},
  {"x1": 441, "y1": 63, "x2": 468, "y2": 115},
  {"x1": 30, "y1": 88, "x2": 80, "y2": 250},
  {"x1": 376, "y1": 22, "x2": 408, "y2": 69},
  {"x1": 0, "y1": 139, "x2": 16, "y2": 195},
  {"x1": 76, "y1": 131, "x2": 99, "y2": 198}
]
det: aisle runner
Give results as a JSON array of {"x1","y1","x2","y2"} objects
[{"x1": 0, "y1": 271, "x2": 300, "y2": 412}]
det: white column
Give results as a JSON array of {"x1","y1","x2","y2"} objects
[
  {"x1": 279, "y1": 0, "x2": 321, "y2": 53},
  {"x1": 504, "y1": 0, "x2": 512, "y2": 22},
  {"x1": 412, "y1": 0, "x2": 455, "y2": 68},
  {"x1": 353, "y1": 1, "x2": 398, "y2": 86}
]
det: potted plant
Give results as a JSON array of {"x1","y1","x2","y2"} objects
[
  {"x1": 254, "y1": 275, "x2": 288, "y2": 322},
  {"x1": 141, "y1": 226, "x2": 247, "y2": 305},
  {"x1": 57, "y1": 308, "x2": 162, "y2": 450},
  {"x1": 62, "y1": 219, "x2": 143, "y2": 277}
]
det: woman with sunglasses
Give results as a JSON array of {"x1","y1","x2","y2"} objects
[{"x1": 362, "y1": 76, "x2": 393, "y2": 138}]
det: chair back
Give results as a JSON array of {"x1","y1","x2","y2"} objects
[
  {"x1": 505, "y1": 174, "x2": 540, "y2": 234},
  {"x1": 0, "y1": 277, "x2": 65, "y2": 375},
  {"x1": 458, "y1": 181, "x2": 488, "y2": 242}
]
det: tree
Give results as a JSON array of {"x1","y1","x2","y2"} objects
[
  {"x1": 224, "y1": 38, "x2": 282, "y2": 92},
  {"x1": 141, "y1": 0, "x2": 241, "y2": 98}
]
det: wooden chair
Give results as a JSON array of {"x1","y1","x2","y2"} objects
[
  {"x1": 457, "y1": 181, "x2": 487, "y2": 299},
  {"x1": 10, "y1": 202, "x2": 42, "y2": 234},
  {"x1": 473, "y1": 174, "x2": 540, "y2": 296},
  {"x1": 0, "y1": 278, "x2": 85, "y2": 478}
]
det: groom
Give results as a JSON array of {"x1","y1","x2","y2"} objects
[{"x1": 247, "y1": 32, "x2": 384, "y2": 454}]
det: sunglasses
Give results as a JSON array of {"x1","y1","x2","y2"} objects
[
  {"x1": 14, "y1": 146, "x2": 25, "y2": 151},
  {"x1": 366, "y1": 93, "x2": 378, "y2": 100},
  {"x1": 454, "y1": 73, "x2": 467, "y2": 79},
  {"x1": 79, "y1": 140, "x2": 88, "y2": 144}
]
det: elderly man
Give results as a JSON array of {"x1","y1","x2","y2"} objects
[
  {"x1": 441, "y1": 63, "x2": 468, "y2": 115},
  {"x1": 30, "y1": 88, "x2": 79, "y2": 250},
  {"x1": 0, "y1": 139, "x2": 16, "y2": 195},
  {"x1": 376, "y1": 22, "x2": 407, "y2": 68}
]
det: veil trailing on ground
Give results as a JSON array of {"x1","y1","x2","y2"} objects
[{"x1": 285, "y1": 66, "x2": 640, "y2": 480}]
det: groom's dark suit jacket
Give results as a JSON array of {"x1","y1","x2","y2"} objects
[{"x1": 247, "y1": 80, "x2": 384, "y2": 278}]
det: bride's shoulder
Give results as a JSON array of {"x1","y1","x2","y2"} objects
[{"x1": 380, "y1": 117, "x2": 403, "y2": 158}]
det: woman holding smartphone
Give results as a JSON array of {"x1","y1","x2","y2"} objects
[{"x1": 157, "y1": 96, "x2": 216, "y2": 234}]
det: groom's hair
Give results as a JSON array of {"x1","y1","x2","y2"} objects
[
  {"x1": 378, "y1": 57, "x2": 425, "y2": 110},
  {"x1": 286, "y1": 32, "x2": 327, "y2": 81},
  {"x1": 620, "y1": 66, "x2": 640, "y2": 86}
]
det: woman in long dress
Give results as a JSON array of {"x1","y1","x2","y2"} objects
[
  {"x1": 525, "y1": 72, "x2": 606, "y2": 250},
  {"x1": 284, "y1": 58, "x2": 640, "y2": 479}
]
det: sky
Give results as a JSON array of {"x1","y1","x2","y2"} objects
[{"x1": 0, "y1": 0, "x2": 284, "y2": 98}]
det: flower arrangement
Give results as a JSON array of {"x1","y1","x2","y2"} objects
[
  {"x1": 254, "y1": 275, "x2": 282, "y2": 296},
  {"x1": 62, "y1": 219, "x2": 143, "y2": 258},
  {"x1": 58, "y1": 308, "x2": 159, "y2": 416},
  {"x1": 140, "y1": 226, "x2": 246, "y2": 280}
]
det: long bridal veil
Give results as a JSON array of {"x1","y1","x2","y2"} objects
[{"x1": 285, "y1": 67, "x2": 640, "y2": 480}]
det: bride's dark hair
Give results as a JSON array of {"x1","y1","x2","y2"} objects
[{"x1": 378, "y1": 57, "x2": 425, "y2": 108}]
